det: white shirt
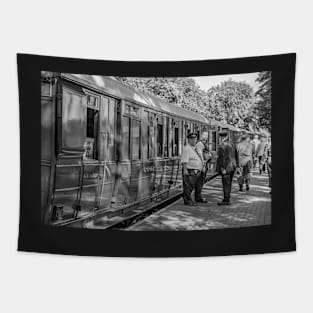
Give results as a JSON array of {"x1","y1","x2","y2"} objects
[
  {"x1": 252, "y1": 139, "x2": 260, "y2": 152},
  {"x1": 195, "y1": 141, "x2": 205, "y2": 162},
  {"x1": 181, "y1": 144, "x2": 203, "y2": 170}
]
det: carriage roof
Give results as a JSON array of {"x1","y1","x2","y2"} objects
[
  {"x1": 60, "y1": 73, "x2": 246, "y2": 132},
  {"x1": 61, "y1": 74, "x2": 210, "y2": 124}
]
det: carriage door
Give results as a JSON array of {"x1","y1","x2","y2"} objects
[
  {"x1": 92, "y1": 95, "x2": 117, "y2": 210},
  {"x1": 50, "y1": 81, "x2": 87, "y2": 223}
]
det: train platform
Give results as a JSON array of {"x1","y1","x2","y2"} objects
[{"x1": 128, "y1": 169, "x2": 271, "y2": 231}]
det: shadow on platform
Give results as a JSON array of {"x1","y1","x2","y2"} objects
[{"x1": 128, "y1": 170, "x2": 271, "y2": 231}]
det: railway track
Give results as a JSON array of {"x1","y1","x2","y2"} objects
[{"x1": 105, "y1": 192, "x2": 183, "y2": 230}]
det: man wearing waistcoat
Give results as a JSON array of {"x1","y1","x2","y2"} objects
[{"x1": 181, "y1": 133, "x2": 206, "y2": 205}]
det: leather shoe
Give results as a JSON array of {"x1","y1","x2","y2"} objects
[
  {"x1": 217, "y1": 200, "x2": 230, "y2": 206},
  {"x1": 196, "y1": 198, "x2": 207, "y2": 203},
  {"x1": 184, "y1": 201, "x2": 198, "y2": 206}
]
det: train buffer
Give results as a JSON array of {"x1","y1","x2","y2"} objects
[{"x1": 127, "y1": 169, "x2": 271, "y2": 231}]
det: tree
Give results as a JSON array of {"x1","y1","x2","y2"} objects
[
  {"x1": 206, "y1": 79, "x2": 257, "y2": 130},
  {"x1": 254, "y1": 71, "x2": 271, "y2": 131},
  {"x1": 114, "y1": 76, "x2": 261, "y2": 131},
  {"x1": 114, "y1": 76, "x2": 211, "y2": 114}
]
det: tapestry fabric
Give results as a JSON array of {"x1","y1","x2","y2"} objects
[{"x1": 17, "y1": 53, "x2": 296, "y2": 257}]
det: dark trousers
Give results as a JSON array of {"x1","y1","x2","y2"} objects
[
  {"x1": 253, "y1": 157, "x2": 258, "y2": 168},
  {"x1": 221, "y1": 171, "x2": 235, "y2": 202},
  {"x1": 197, "y1": 171, "x2": 206, "y2": 198},
  {"x1": 259, "y1": 156, "x2": 266, "y2": 173},
  {"x1": 267, "y1": 162, "x2": 272, "y2": 188},
  {"x1": 182, "y1": 172, "x2": 203, "y2": 204},
  {"x1": 238, "y1": 160, "x2": 252, "y2": 188}
]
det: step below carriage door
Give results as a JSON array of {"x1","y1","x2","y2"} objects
[{"x1": 52, "y1": 81, "x2": 87, "y2": 221}]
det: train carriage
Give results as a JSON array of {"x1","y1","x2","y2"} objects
[{"x1": 41, "y1": 72, "x2": 241, "y2": 227}]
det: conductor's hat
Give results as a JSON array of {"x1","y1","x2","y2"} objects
[{"x1": 187, "y1": 132, "x2": 198, "y2": 139}]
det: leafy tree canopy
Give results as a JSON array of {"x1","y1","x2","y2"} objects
[
  {"x1": 114, "y1": 74, "x2": 271, "y2": 132},
  {"x1": 254, "y1": 71, "x2": 272, "y2": 131}
]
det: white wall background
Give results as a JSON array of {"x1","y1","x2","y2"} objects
[{"x1": 0, "y1": 1, "x2": 311, "y2": 312}]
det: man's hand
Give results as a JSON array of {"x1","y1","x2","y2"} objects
[
  {"x1": 182, "y1": 164, "x2": 189, "y2": 176},
  {"x1": 221, "y1": 169, "x2": 226, "y2": 175}
]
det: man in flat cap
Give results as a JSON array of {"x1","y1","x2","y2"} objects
[
  {"x1": 216, "y1": 133, "x2": 238, "y2": 205},
  {"x1": 181, "y1": 133, "x2": 206, "y2": 205},
  {"x1": 236, "y1": 134, "x2": 255, "y2": 192}
]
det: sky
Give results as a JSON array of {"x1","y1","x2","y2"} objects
[{"x1": 192, "y1": 72, "x2": 260, "y2": 92}]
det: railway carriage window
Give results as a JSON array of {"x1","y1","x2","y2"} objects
[
  {"x1": 147, "y1": 125, "x2": 150, "y2": 158},
  {"x1": 212, "y1": 131, "x2": 217, "y2": 151},
  {"x1": 130, "y1": 106, "x2": 140, "y2": 117},
  {"x1": 131, "y1": 120, "x2": 141, "y2": 160},
  {"x1": 157, "y1": 124, "x2": 163, "y2": 157},
  {"x1": 121, "y1": 116, "x2": 130, "y2": 160},
  {"x1": 125, "y1": 102, "x2": 140, "y2": 118},
  {"x1": 87, "y1": 108, "x2": 96, "y2": 138},
  {"x1": 182, "y1": 122, "x2": 186, "y2": 146},
  {"x1": 164, "y1": 117, "x2": 169, "y2": 157},
  {"x1": 84, "y1": 95, "x2": 99, "y2": 160},
  {"x1": 125, "y1": 104, "x2": 130, "y2": 115},
  {"x1": 108, "y1": 98, "x2": 116, "y2": 129},
  {"x1": 87, "y1": 94, "x2": 99, "y2": 110},
  {"x1": 148, "y1": 116, "x2": 155, "y2": 159},
  {"x1": 60, "y1": 85, "x2": 87, "y2": 154},
  {"x1": 142, "y1": 110, "x2": 149, "y2": 159},
  {"x1": 173, "y1": 127, "x2": 179, "y2": 156}
]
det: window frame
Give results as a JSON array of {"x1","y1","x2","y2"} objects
[
  {"x1": 148, "y1": 112, "x2": 156, "y2": 159},
  {"x1": 211, "y1": 130, "x2": 217, "y2": 151},
  {"x1": 123, "y1": 101, "x2": 142, "y2": 161},
  {"x1": 174, "y1": 125, "x2": 179, "y2": 157},
  {"x1": 58, "y1": 82, "x2": 87, "y2": 155},
  {"x1": 131, "y1": 118, "x2": 142, "y2": 161},
  {"x1": 121, "y1": 115, "x2": 131, "y2": 161},
  {"x1": 82, "y1": 89, "x2": 101, "y2": 161},
  {"x1": 172, "y1": 119, "x2": 180, "y2": 157},
  {"x1": 156, "y1": 115, "x2": 164, "y2": 158},
  {"x1": 141, "y1": 110, "x2": 150, "y2": 160}
]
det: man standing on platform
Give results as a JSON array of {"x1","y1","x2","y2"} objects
[
  {"x1": 195, "y1": 131, "x2": 210, "y2": 202},
  {"x1": 195, "y1": 131, "x2": 209, "y2": 158},
  {"x1": 266, "y1": 137, "x2": 272, "y2": 194},
  {"x1": 256, "y1": 135, "x2": 268, "y2": 174},
  {"x1": 216, "y1": 133, "x2": 238, "y2": 206},
  {"x1": 181, "y1": 133, "x2": 206, "y2": 205},
  {"x1": 251, "y1": 134, "x2": 260, "y2": 168},
  {"x1": 236, "y1": 134, "x2": 255, "y2": 192}
]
